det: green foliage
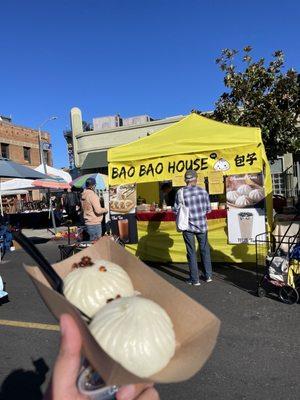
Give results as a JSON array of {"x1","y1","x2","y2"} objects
[{"x1": 212, "y1": 47, "x2": 300, "y2": 160}]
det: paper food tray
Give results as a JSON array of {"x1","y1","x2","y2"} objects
[{"x1": 25, "y1": 236, "x2": 220, "y2": 386}]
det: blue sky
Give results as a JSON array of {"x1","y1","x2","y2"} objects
[{"x1": 0, "y1": 0, "x2": 299, "y2": 167}]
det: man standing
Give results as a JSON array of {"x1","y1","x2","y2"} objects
[
  {"x1": 174, "y1": 169, "x2": 213, "y2": 286},
  {"x1": 81, "y1": 178, "x2": 107, "y2": 241},
  {"x1": 63, "y1": 188, "x2": 80, "y2": 224}
]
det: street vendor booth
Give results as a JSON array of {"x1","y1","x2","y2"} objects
[{"x1": 108, "y1": 113, "x2": 272, "y2": 263}]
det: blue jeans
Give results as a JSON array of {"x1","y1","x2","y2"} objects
[
  {"x1": 86, "y1": 224, "x2": 102, "y2": 241},
  {"x1": 183, "y1": 231, "x2": 212, "y2": 283}
]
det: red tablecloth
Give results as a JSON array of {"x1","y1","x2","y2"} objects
[{"x1": 136, "y1": 209, "x2": 227, "y2": 222}]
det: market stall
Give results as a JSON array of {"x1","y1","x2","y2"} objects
[
  {"x1": 108, "y1": 113, "x2": 273, "y2": 263},
  {"x1": 0, "y1": 164, "x2": 72, "y2": 228}
]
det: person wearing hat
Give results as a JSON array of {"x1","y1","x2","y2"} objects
[
  {"x1": 174, "y1": 169, "x2": 213, "y2": 286},
  {"x1": 81, "y1": 177, "x2": 107, "y2": 241}
]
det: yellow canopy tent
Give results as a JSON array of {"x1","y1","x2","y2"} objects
[{"x1": 108, "y1": 113, "x2": 272, "y2": 263}]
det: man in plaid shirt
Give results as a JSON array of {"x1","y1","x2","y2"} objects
[{"x1": 174, "y1": 169, "x2": 213, "y2": 286}]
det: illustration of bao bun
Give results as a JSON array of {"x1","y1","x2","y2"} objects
[
  {"x1": 213, "y1": 158, "x2": 230, "y2": 171},
  {"x1": 227, "y1": 185, "x2": 264, "y2": 208}
]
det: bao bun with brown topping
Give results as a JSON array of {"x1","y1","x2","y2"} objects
[{"x1": 63, "y1": 258, "x2": 135, "y2": 318}]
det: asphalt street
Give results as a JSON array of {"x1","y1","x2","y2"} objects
[{"x1": 0, "y1": 239, "x2": 299, "y2": 400}]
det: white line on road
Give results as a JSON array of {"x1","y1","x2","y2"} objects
[{"x1": 0, "y1": 319, "x2": 59, "y2": 331}]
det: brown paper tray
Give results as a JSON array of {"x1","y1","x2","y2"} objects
[{"x1": 25, "y1": 236, "x2": 220, "y2": 386}]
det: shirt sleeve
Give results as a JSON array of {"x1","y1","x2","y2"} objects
[
  {"x1": 173, "y1": 190, "x2": 180, "y2": 213},
  {"x1": 205, "y1": 191, "x2": 211, "y2": 213},
  {"x1": 91, "y1": 192, "x2": 107, "y2": 215}
]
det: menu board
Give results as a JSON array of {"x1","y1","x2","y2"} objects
[
  {"x1": 172, "y1": 175, "x2": 185, "y2": 187},
  {"x1": 226, "y1": 173, "x2": 266, "y2": 244},
  {"x1": 207, "y1": 171, "x2": 224, "y2": 194},
  {"x1": 109, "y1": 184, "x2": 138, "y2": 244}
]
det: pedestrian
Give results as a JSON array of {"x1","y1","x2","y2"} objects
[
  {"x1": 63, "y1": 188, "x2": 80, "y2": 224},
  {"x1": 174, "y1": 169, "x2": 213, "y2": 286},
  {"x1": 44, "y1": 314, "x2": 159, "y2": 400},
  {"x1": 81, "y1": 178, "x2": 107, "y2": 241}
]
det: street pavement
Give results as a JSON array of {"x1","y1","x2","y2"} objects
[{"x1": 0, "y1": 237, "x2": 299, "y2": 400}]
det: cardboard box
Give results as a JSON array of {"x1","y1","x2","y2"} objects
[{"x1": 25, "y1": 237, "x2": 220, "y2": 386}]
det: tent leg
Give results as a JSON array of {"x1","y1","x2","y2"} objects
[{"x1": 48, "y1": 190, "x2": 57, "y2": 234}]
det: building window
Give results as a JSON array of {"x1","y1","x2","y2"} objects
[
  {"x1": 1, "y1": 143, "x2": 9, "y2": 158},
  {"x1": 23, "y1": 146, "x2": 31, "y2": 163},
  {"x1": 271, "y1": 173, "x2": 285, "y2": 195}
]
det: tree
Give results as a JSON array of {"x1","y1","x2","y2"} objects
[{"x1": 211, "y1": 47, "x2": 300, "y2": 161}]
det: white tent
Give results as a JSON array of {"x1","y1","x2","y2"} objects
[
  {"x1": 0, "y1": 164, "x2": 72, "y2": 191},
  {"x1": 35, "y1": 164, "x2": 72, "y2": 183},
  {"x1": 0, "y1": 190, "x2": 28, "y2": 196}
]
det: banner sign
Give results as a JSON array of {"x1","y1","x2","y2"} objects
[
  {"x1": 109, "y1": 145, "x2": 262, "y2": 185},
  {"x1": 226, "y1": 173, "x2": 266, "y2": 244},
  {"x1": 109, "y1": 184, "x2": 138, "y2": 244},
  {"x1": 42, "y1": 142, "x2": 52, "y2": 151}
]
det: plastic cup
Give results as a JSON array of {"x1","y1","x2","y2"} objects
[{"x1": 77, "y1": 365, "x2": 118, "y2": 399}]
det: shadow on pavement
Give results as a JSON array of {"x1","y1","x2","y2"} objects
[
  {"x1": 148, "y1": 261, "x2": 259, "y2": 294},
  {"x1": 0, "y1": 296, "x2": 10, "y2": 306},
  {"x1": 28, "y1": 237, "x2": 51, "y2": 245},
  {"x1": 0, "y1": 358, "x2": 49, "y2": 400},
  {"x1": 212, "y1": 262, "x2": 258, "y2": 294},
  {"x1": 148, "y1": 262, "x2": 189, "y2": 282}
]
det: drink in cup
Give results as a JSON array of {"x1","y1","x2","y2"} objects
[
  {"x1": 238, "y1": 212, "x2": 253, "y2": 242},
  {"x1": 118, "y1": 219, "x2": 129, "y2": 242}
]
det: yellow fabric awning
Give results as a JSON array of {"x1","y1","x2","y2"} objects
[
  {"x1": 108, "y1": 113, "x2": 262, "y2": 163},
  {"x1": 108, "y1": 113, "x2": 269, "y2": 187}
]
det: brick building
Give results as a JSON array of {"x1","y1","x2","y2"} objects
[{"x1": 0, "y1": 115, "x2": 52, "y2": 168}]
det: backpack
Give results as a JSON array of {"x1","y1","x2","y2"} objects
[{"x1": 176, "y1": 188, "x2": 189, "y2": 232}]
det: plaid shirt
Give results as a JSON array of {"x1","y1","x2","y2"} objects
[{"x1": 174, "y1": 185, "x2": 211, "y2": 233}]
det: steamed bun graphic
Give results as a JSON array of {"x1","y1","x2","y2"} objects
[
  {"x1": 89, "y1": 296, "x2": 176, "y2": 378},
  {"x1": 249, "y1": 188, "x2": 264, "y2": 203},
  {"x1": 235, "y1": 195, "x2": 252, "y2": 207},
  {"x1": 237, "y1": 184, "x2": 252, "y2": 196},
  {"x1": 213, "y1": 158, "x2": 230, "y2": 171},
  {"x1": 226, "y1": 190, "x2": 239, "y2": 204}
]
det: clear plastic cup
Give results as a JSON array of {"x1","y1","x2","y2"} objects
[{"x1": 77, "y1": 365, "x2": 118, "y2": 399}]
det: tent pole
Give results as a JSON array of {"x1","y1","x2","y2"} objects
[{"x1": 48, "y1": 190, "x2": 57, "y2": 234}]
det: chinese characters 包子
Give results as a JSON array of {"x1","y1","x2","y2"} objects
[{"x1": 234, "y1": 152, "x2": 257, "y2": 167}]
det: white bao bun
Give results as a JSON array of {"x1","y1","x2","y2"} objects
[
  {"x1": 235, "y1": 195, "x2": 252, "y2": 207},
  {"x1": 63, "y1": 259, "x2": 134, "y2": 318},
  {"x1": 226, "y1": 190, "x2": 239, "y2": 204},
  {"x1": 248, "y1": 189, "x2": 264, "y2": 203},
  {"x1": 89, "y1": 296, "x2": 176, "y2": 378},
  {"x1": 236, "y1": 184, "x2": 252, "y2": 196}
]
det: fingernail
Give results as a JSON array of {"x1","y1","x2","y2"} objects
[{"x1": 117, "y1": 385, "x2": 135, "y2": 400}]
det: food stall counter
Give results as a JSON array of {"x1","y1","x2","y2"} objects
[{"x1": 136, "y1": 209, "x2": 227, "y2": 222}]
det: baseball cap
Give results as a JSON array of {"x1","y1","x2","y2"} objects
[
  {"x1": 86, "y1": 177, "x2": 96, "y2": 188},
  {"x1": 184, "y1": 169, "x2": 197, "y2": 181}
]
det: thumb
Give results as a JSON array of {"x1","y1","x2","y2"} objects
[{"x1": 50, "y1": 314, "x2": 83, "y2": 399}]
